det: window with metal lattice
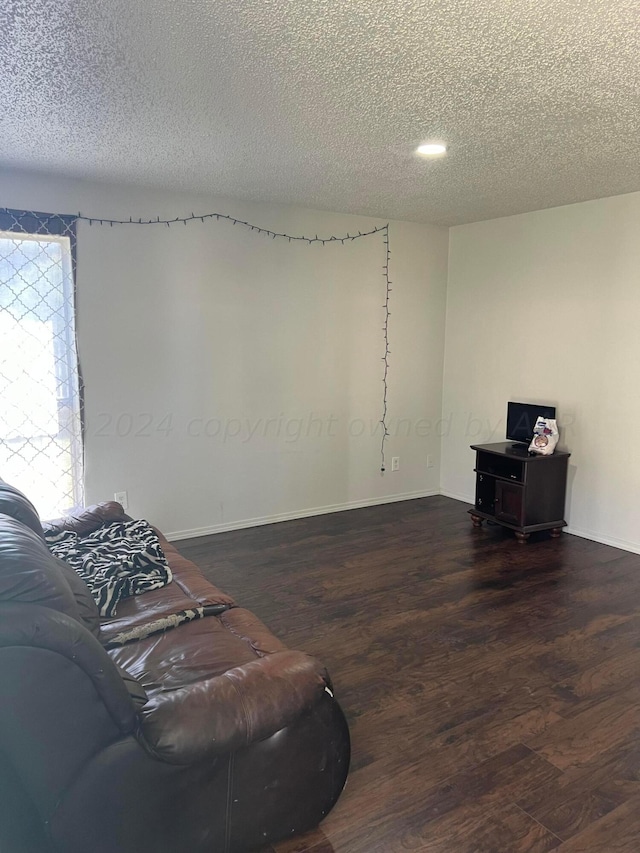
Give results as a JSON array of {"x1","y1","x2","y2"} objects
[{"x1": 0, "y1": 209, "x2": 83, "y2": 518}]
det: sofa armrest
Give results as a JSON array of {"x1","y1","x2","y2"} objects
[
  {"x1": 0, "y1": 602, "x2": 138, "y2": 733},
  {"x1": 43, "y1": 502, "x2": 131, "y2": 537},
  {"x1": 139, "y1": 650, "x2": 329, "y2": 764},
  {"x1": 0, "y1": 602, "x2": 141, "y2": 819}
]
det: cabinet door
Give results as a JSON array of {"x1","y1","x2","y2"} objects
[{"x1": 495, "y1": 481, "x2": 524, "y2": 526}]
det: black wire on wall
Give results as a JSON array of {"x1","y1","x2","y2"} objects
[{"x1": 76, "y1": 210, "x2": 393, "y2": 471}]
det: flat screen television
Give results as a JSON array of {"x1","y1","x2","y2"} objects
[{"x1": 506, "y1": 401, "x2": 556, "y2": 447}]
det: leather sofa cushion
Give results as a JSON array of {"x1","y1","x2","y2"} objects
[
  {"x1": 0, "y1": 515, "x2": 79, "y2": 621},
  {"x1": 53, "y1": 557, "x2": 101, "y2": 638},
  {"x1": 109, "y1": 607, "x2": 287, "y2": 694},
  {"x1": 43, "y1": 502, "x2": 130, "y2": 539},
  {"x1": 100, "y1": 584, "x2": 215, "y2": 643},
  {"x1": 160, "y1": 537, "x2": 236, "y2": 608},
  {"x1": 0, "y1": 492, "x2": 103, "y2": 637},
  {"x1": 0, "y1": 480, "x2": 44, "y2": 538},
  {"x1": 99, "y1": 536, "x2": 235, "y2": 645}
]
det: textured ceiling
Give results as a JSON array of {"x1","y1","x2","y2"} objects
[{"x1": 1, "y1": 0, "x2": 640, "y2": 225}]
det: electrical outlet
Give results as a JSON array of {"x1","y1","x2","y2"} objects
[
  {"x1": 114, "y1": 490, "x2": 128, "y2": 510},
  {"x1": 391, "y1": 456, "x2": 400, "y2": 472},
  {"x1": 427, "y1": 455, "x2": 434, "y2": 469}
]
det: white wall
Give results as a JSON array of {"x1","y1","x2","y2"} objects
[
  {"x1": 4, "y1": 169, "x2": 639, "y2": 552},
  {"x1": 441, "y1": 191, "x2": 640, "y2": 553},
  {"x1": 1, "y1": 168, "x2": 448, "y2": 536}
]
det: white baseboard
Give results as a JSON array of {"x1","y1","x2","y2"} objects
[
  {"x1": 166, "y1": 489, "x2": 440, "y2": 541},
  {"x1": 167, "y1": 489, "x2": 640, "y2": 557},
  {"x1": 565, "y1": 526, "x2": 640, "y2": 556},
  {"x1": 439, "y1": 489, "x2": 474, "y2": 505},
  {"x1": 439, "y1": 491, "x2": 640, "y2": 554}
]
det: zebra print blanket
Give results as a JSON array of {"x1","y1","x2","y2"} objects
[{"x1": 45, "y1": 519, "x2": 172, "y2": 617}]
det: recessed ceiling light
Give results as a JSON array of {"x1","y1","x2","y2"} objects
[{"x1": 416, "y1": 143, "x2": 447, "y2": 157}]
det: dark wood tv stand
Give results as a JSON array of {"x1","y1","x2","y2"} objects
[{"x1": 468, "y1": 442, "x2": 570, "y2": 543}]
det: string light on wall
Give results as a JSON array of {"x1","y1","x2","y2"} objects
[{"x1": 74, "y1": 209, "x2": 394, "y2": 472}]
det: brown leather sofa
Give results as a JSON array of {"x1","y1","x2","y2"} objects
[{"x1": 0, "y1": 480, "x2": 350, "y2": 853}]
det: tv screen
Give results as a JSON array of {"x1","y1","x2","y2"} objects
[{"x1": 506, "y1": 401, "x2": 556, "y2": 445}]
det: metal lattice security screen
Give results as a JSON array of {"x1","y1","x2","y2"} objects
[{"x1": 0, "y1": 215, "x2": 84, "y2": 519}]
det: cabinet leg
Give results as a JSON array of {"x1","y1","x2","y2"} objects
[
  {"x1": 470, "y1": 514, "x2": 483, "y2": 528},
  {"x1": 550, "y1": 527, "x2": 563, "y2": 538},
  {"x1": 514, "y1": 531, "x2": 530, "y2": 545}
]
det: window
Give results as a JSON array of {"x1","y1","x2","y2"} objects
[{"x1": 0, "y1": 210, "x2": 84, "y2": 519}]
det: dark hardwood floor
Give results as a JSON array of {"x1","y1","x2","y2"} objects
[{"x1": 176, "y1": 496, "x2": 640, "y2": 853}]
